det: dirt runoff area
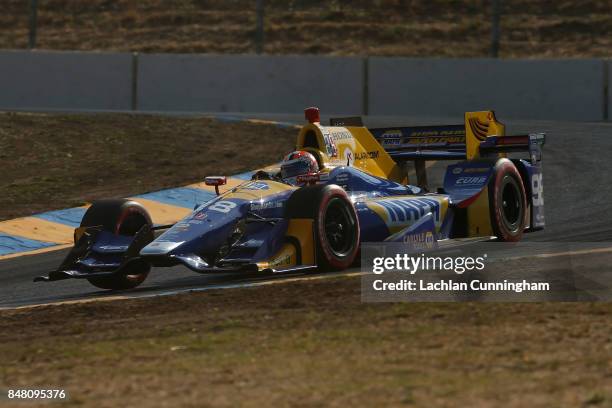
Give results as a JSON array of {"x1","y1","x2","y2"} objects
[
  {"x1": 0, "y1": 112, "x2": 297, "y2": 221},
  {"x1": 0, "y1": 275, "x2": 610, "y2": 407}
]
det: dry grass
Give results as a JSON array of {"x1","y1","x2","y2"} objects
[
  {"x1": 0, "y1": 0, "x2": 610, "y2": 57},
  {"x1": 0, "y1": 112, "x2": 296, "y2": 220},
  {"x1": 1, "y1": 275, "x2": 611, "y2": 407}
]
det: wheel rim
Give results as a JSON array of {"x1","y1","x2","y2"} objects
[
  {"x1": 324, "y1": 198, "x2": 355, "y2": 257},
  {"x1": 501, "y1": 176, "x2": 522, "y2": 232}
]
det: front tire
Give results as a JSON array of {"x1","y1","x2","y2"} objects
[
  {"x1": 80, "y1": 199, "x2": 154, "y2": 290},
  {"x1": 286, "y1": 185, "x2": 360, "y2": 270}
]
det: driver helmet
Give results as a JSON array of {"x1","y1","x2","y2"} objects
[{"x1": 280, "y1": 151, "x2": 319, "y2": 183}]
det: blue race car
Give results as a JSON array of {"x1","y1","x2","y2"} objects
[{"x1": 36, "y1": 108, "x2": 545, "y2": 290}]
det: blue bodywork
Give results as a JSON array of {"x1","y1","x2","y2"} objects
[
  {"x1": 66, "y1": 165, "x2": 462, "y2": 274},
  {"x1": 36, "y1": 110, "x2": 546, "y2": 287},
  {"x1": 44, "y1": 147, "x2": 544, "y2": 278}
]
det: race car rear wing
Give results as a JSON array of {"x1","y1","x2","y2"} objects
[
  {"x1": 365, "y1": 110, "x2": 545, "y2": 163},
  {"x1": 479, "y1": 132, "x2": 545, "y2": 163},
  {"x1": 369, "y1": 124, "x2": 467, "y2": 160},
  {"x1": 334, "y1": 110, "x2": 546, "y2": 189}
]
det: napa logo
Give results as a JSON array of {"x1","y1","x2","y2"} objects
[
  {"x1": 404, "y1": 231, "x2": 435, "y2": 249},
  {"x1": 372, "y1": 198, "x2": 442, "y2": 226},
  {"x1": 243, "y1": 181, "x2": 270, "y2": 191},
  {"x1": 380, "y1": 130, "x2": 402, "y2": 146}
]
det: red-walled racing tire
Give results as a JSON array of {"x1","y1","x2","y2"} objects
[
  {"x1": 286, "y1": 184, "x2": 360, "y2": 270},
  {"x1": 488, "y1": 159, "x2": 527, "y2": 242}
]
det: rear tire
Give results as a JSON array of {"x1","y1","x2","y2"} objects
[
  {"x1": 80, "y1": 199, "x2": 154, "y2": 290},
  {"x1": 488, "y1": 159, "x2": 527, "y2": 242},
  {"x1": 286, "y1": 185, "x2": 360, "y2": 270}
]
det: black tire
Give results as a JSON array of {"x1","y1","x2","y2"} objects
[
  {"x1": 80, "y1": 199, "x2": 154, "y2": 290},
  {"x1": 286, "y1": 184, "x2": 360, "y2": 270},
  {"x1": 488, "y1": 159, "x2": 527, "y2": 242}
]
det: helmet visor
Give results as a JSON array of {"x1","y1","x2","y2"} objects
[{"x1": 281, "y1": 159, "x2": 311, "y2": 179}]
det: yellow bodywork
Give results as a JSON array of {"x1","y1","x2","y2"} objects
[
  {"x1": 257, "y1": 219, "x2": 315, "y2": 270},
  {"x1": 296, "y1": 123, "x2": 405, "y2": 183},
  {"x1": 463, "y1": 111, "x2": 505, "y2": 235},
  {"x1": 465, "y1": 111, "x2": 506, "y2": 160},
  {"x1": 466, "y1": 187, "x2": 494, "y2": 237}
]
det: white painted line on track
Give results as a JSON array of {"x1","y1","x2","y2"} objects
[
  {"x1": 533, "y1": 246, "x2": 612, "y2": 258},
  {"x1": 4, "y1": 244, "x2": 611, "y2": 311},
  {"x1": 498, "y1": 246, "x2": 612, "y2": 262}
]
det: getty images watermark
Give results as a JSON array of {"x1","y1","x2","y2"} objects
[
  {"x1": 372, "y1": 253, "x2": 549, "y2": 293},
  {"x1": 361, "y1": 242, "x2": 612, "y2": 302}
]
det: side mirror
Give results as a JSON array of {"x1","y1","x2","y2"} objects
[{"x1": 205, "y1": 176, "x2": 227, "y2": 195}]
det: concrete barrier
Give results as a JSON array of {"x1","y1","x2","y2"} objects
[
  {"x1": 368, "y1": 58, "x2": 606, "y2": 121},
  {"x1": 0, "y1": 50, "x2": 133, "y2": 111},
  {"x1": 0, "y1": 51, "x2": 608, "y2": 121},
  {"x1": 137, "y1": 54, "x2": 364, "y2": 114}
]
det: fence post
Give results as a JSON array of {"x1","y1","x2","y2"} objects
[
  {"x1": 490, "y1": 0, "x2": 501, "y2": 57},
  {"x1": 28, "y1": 0, "x2": 38, "y2": 49},
  {"x1": 255, "y1": 0, "x2": 265, "y2": 54}
]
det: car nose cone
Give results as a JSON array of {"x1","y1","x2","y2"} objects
[{"x1": 140, "y1": 241, "x2": 185, "y2": 256}]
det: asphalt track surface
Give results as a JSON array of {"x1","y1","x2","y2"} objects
[{"x1": 1, "y1": 115, "x2": 612, "y2": 309}]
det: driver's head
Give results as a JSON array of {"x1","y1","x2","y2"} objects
[{"x1": 280, "y1": 151, "x2": 319, "y2": 183}]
